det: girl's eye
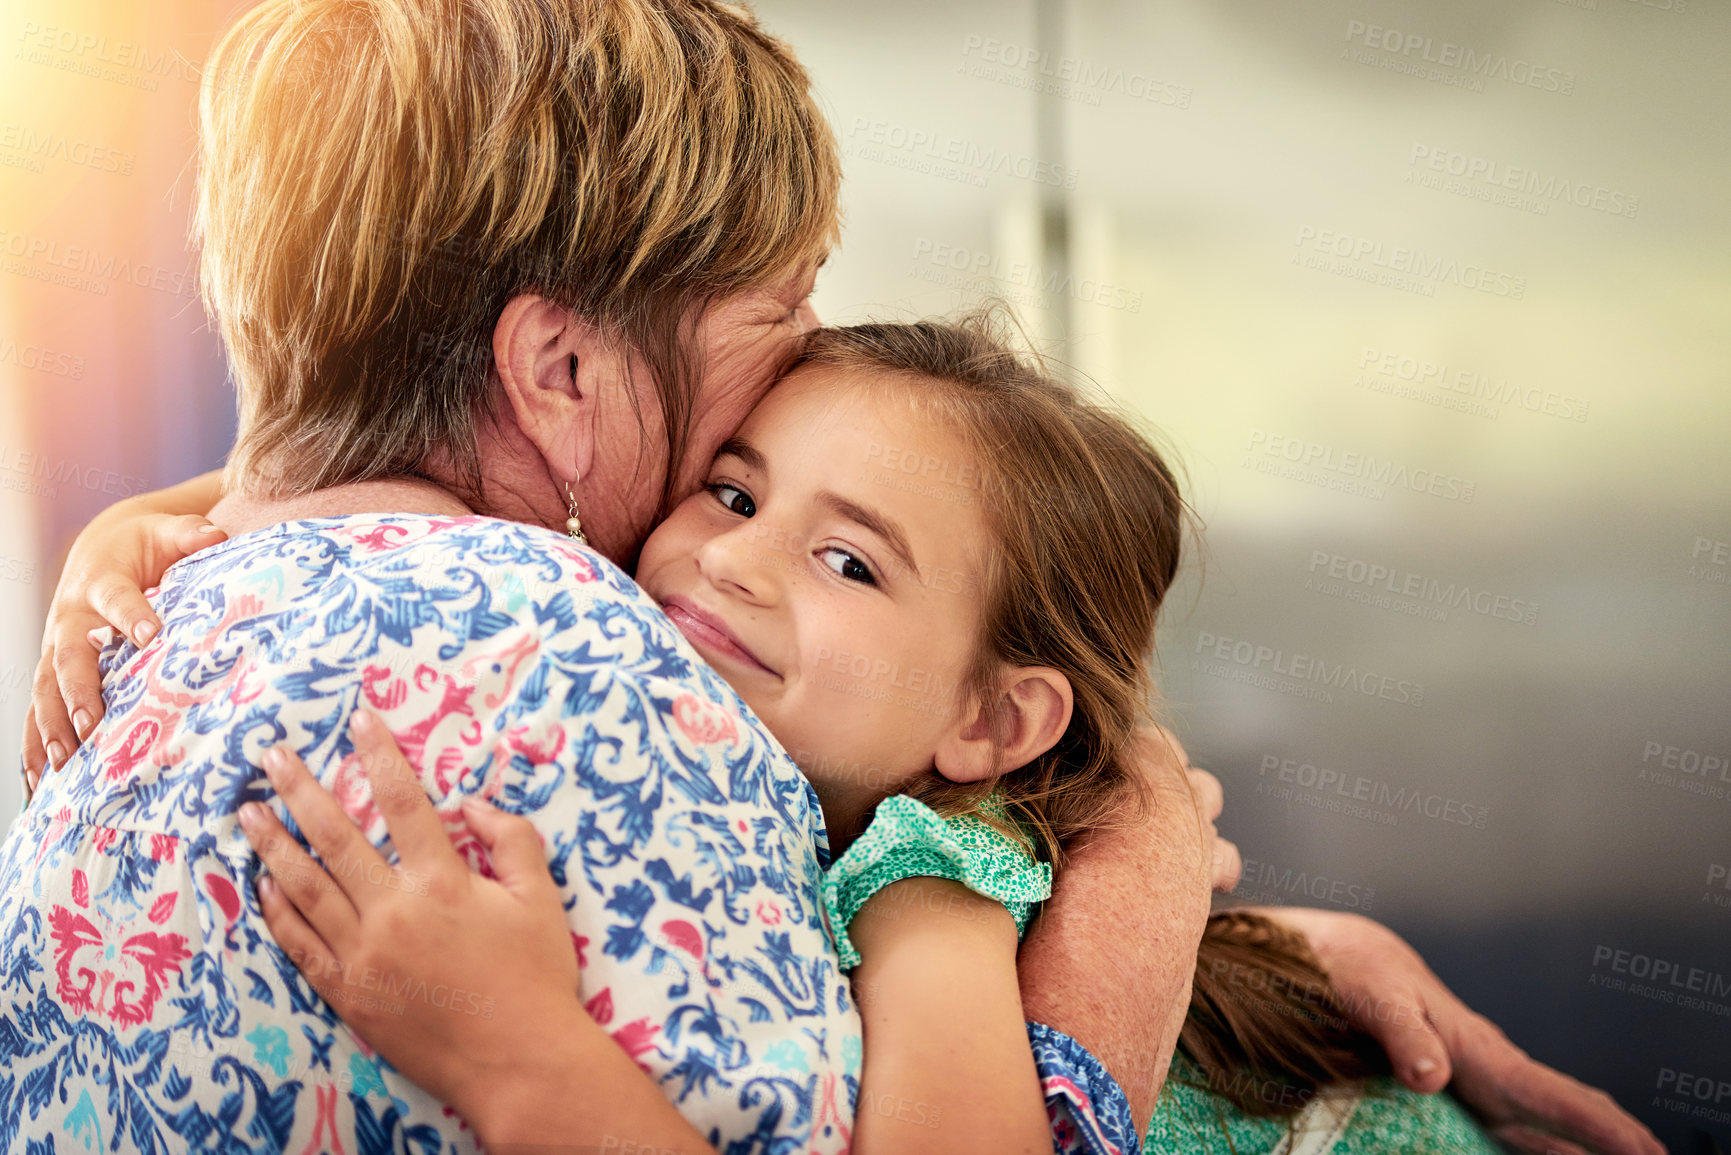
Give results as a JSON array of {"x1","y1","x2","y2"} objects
[
  {"x1": 707, "y1": 482, "x2": 755, "y2": 517},
  {"x1": 819, "y1": 547, "x2": 876, "y2": 586}
]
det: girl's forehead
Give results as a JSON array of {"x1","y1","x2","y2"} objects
[
  {"x1": 737, "y1": 364, "x2": 992, "y2": 567},
  {"x1": 749, "y1": 362, "x2": 938, "y2": 435}
]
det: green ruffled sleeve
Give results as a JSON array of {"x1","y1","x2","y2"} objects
[{"x1": 821, "y1": 794, "x2": 1053, "y2": 971}]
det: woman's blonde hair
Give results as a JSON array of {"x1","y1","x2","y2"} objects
[{"x1": 197, "y1": 0, "x2": 840, "y2": 503}]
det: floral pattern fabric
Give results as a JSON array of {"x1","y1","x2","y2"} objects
[{"x1": 0, "y1": 513, "x2": 1131, "y2": 1155}]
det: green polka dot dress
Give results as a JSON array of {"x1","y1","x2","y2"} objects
[
  {"x1": 821, "y1": 794, "x2": 1051, "y2": 969},
  {"x1": 1147, "y1": 1055, "x2": 1504, "y2": 1154},
  {"x1": 822, "y1": 795, "x2": 1502, "y2": 1155}
]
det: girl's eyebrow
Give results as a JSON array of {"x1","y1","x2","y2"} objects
[
  {"x1": 815, "y1": 491, "x2": 917, "y2": 576},
  {"x1": 715, "y1": 437, "x2": 767, "y2": 473}
]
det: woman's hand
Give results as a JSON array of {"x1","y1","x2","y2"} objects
[
  {"x1": 25, "y1": 470, "x2": 226, "y2": 797},
  {"x1": 1017, "y1": 724, "x2": 1220, "y2": 1135},
  {"x1": 1178, "y1": 758, "x2": 1243, "y2": 894},
  {"x1": 240, "y1": 710, "x2": 717, "y2": 1154},
  {"x1": 1252, "y1": 907, "x2": 1664, "y2": 1155}
]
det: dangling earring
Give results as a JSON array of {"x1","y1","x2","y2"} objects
[{"x1": 565, "y1": 482, "x2": 588, "y2": 545}]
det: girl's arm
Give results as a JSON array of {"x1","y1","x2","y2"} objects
[
  {"x1": 848, "y1": 876, "x2": 1050, "y2": 1155},
  {"x1": 24, "y1": 470, "x2": 225, "y2": 788}
]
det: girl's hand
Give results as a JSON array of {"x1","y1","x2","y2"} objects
[
  {"x1": 240, "y1": 710, "x2": 716, "y2": 1153},
  {"x1": 1252, "y1": 907, "x2": 1664, "y2": 1155},
  {"x1": 25, "y1": 472, "x2": 226, "y2": 796},
  {"x1": 240, "y1": 710, "x2": 579, "y2": 1124}
]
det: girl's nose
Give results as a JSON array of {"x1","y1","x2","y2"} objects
[{"x1": 695, "y1": 523, "x2": 786, "y2": 607}]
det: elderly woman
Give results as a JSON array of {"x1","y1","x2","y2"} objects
[
  {"x1": 13, "y1": 2, "x2": 1659, "y2": 1154},
  {"x1": 0, "y1": 2, "x2": 1194, "y2": 1151}
]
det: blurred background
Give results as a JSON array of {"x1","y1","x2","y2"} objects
[{"x1": 1, "y1": 0, "x2": 1725, "y2": 1148}]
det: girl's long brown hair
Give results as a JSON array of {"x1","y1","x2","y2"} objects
[{"x1": 797, "y1": 311, "x2": 1389, "y2": 1118}]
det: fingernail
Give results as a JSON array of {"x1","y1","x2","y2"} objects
[
  {"x1": 258, "y1": 875, "x2": 277, "y2": 899},
  {"x1": 1413, "y1": 1058, "x2": 1438, "y2": 1078},
  {"x1": 47, "y1": 741, "x2": 67, "y2": 768},
  {"x1": 352, "y1": 709, "x2": 377, "y2": 735},
  {"x1": 197, "y1": 522, "x2": 223, "y2": 534},
  {"x1": 262, "y1": 747, "x2": 287, "y2": 774},
  {"x1": 238, "y1": 801, "x2": 264, "y2": 829},
  {"x1": 72, "y1": 710, "x2": 93, "y2": 740},
  {"x1": 133, "y1": 621, "x2": 157, "y2": 647}
]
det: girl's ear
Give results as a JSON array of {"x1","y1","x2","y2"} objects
[{"x1": 934, "y1": 667, "x2": 1074, "y2": 784}]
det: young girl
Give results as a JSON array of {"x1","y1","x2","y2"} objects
[{"x1": 627, "y1": 313, "x2": 1503, "y2": 1154}]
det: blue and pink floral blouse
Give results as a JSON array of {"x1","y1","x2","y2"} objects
[{"x1": 0, "y1": 514, "x2": 1135, "y2": 1155}]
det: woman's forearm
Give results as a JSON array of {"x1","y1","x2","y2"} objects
[{"x1": 1016, "y1": 755, "x2": 1212, "y2": 1136}]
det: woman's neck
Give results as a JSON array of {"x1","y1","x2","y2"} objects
[{"x1": 208, "y1": 476, "x2": 474, "y2": 538}]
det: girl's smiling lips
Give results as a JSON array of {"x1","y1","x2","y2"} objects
[{"x1": 661, "y1": 596, "x2": 779, "y2": 677}]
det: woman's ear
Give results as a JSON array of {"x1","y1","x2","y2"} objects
[
  {"x1": 491, "y1": 293, "x2": 626, "y2": 485},
  {"x1": 934, "y1": 667, "x2": 1074, "y2": 784}
]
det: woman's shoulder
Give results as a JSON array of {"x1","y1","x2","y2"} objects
[
  {"x1": 142, "y1": 510, "x2": 727, "y2": 733},
  {"x1": 175, "y1": 512, "x2": 614, "y2": 576},
  {"x1": 159, "y1": 512, "x2": 647, "y2": 614}
]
